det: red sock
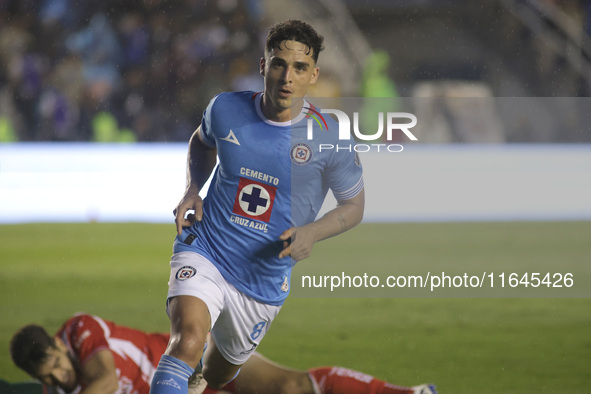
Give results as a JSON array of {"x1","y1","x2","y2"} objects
[{"x1": 309, "y1": 366, "x2": 414, "y2": 394}]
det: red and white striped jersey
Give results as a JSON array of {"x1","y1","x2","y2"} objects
[{"x1": 57, "y1": 313, "x2": 169, "y2": 394}]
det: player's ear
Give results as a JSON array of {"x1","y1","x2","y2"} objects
[
  {"x1": 310, "y1": 66, "x2": 320, "y2": 84},
  {"x1": 260, "y1": 57, "x2": 266, "y2": 76},
  {"x1": 54, "y1": 336, "x2": 67, "y2": 352}
]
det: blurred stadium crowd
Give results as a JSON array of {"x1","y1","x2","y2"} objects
[
  {"x1": 1, "y1": 0, "x2": 590, "y2": 143},
  {"x1": 0, "y1": 0, "x2": 265, "y2": 142}
]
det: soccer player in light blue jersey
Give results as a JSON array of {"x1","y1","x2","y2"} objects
[{"x1": 150, "y1": 20, "x2": 366, "y2": 394}]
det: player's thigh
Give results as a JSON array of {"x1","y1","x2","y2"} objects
[
  {"x1": 166, "y1": 252, "x2": 226, "y2": 357},
  {"x1": 167, "y1": 252, "x2": 226, "y2": 327},
  {"x1": 210, "y1": 286, "x2": 281, "y2": 366},
  {"x1": 167, "y1": 296, "x2": 210, "y2": 347}
]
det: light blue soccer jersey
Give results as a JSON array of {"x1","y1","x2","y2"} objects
[{"x1": 174, "y1": 91, "x2": 363, "y2": 305}]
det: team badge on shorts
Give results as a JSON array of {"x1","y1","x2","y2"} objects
[
  {"x1": 290, "y1": 143, "x2": 312, "y2": 165},
  {"x1": 176, "y1": 266, "x2": 196, "y2": 281}
]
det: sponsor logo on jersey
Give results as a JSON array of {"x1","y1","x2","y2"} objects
[
  {"x1": 230, "y1": 215, "x2": 268, "y2": 233},
  {"x1": 175, "y1": 266, "x2": 196, "y2": 281},
  {"x1": 232, "y1": 177, "x2": 276, "y2": 223},
  {"x1": 290, "y1": 143, "x2": 313, "y2": 165},
  {"x1": 281, "y1": 276, "x2": 289, "y2": 292},
  {"x1": 221, "y1": 129, "x2": 240, "y2": 145}
]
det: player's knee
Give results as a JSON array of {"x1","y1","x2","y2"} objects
[{"x1": 168, "y1": 329, "x2": 206, "y2": 364}]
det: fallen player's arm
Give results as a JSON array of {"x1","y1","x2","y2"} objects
[
  {"x1": 79, "y1": 349, "x2": 118, "y2": 394},
  {"x1": 279, "y1": 188, "x2": 365, "y2": 260}
]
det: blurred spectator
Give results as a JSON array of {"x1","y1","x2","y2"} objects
[
  {"x1": 359, "y1": 50, "x2": 401, "y2": 143},
  {"x1": 0, "y1": 116, "x2": 17, "y2": 142},
  {"x1": 0, "y1": 0, "x2": 264, "y2": 142}
]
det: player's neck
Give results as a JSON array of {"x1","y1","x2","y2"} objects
[{"x1": 260, "y1": 95, "x2": 304, "y2": 123}]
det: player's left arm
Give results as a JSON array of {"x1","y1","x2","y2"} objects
[
  {"x1": 279, "y1": 187, "x2": 365, "y2": 261},
  {"x1": 78, "y1": 349, "x2": 118, "y2": 394}
]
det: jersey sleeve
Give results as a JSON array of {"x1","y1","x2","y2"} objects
[
  {"x1": 198, "y1": 94, "x2": 221, "y2": 148},
  {"x1": 60, "y1": 314, "x2": 110, "y2": 365},
  {"x1": 327, "y1": 149, "x2": 364, "y2": 202}
]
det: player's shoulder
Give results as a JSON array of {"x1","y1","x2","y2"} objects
[
  {"x1": 208, "y1": 91, "x2": 259, "y2": 116},
  {"x1": 58, "y1": 313, "x2": 101, "y2": 345},
  {"x1": 62, "y1": 313, "x2": 108, "y2": 333},
  {"x1": 213, "y1": 90, "x2": 258, "y2": 104},
  {"x1": 60, "y1": 312, "x2": 89, "y2": 327}
]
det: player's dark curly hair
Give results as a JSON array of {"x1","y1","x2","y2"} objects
[
  {"x1": 265, "y1": 19, "x2": 325, "y2": 63},
  {"x1": 10, "y1": 325, "x2": 56, "y2": 376}
]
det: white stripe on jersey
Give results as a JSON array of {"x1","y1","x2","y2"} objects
[
  {"x1": 333, "y1": 176, "x2": 364, "y2": 201},
  {"x1": 109, "y1": 337, "x2": 157, "y2": 384},
  {"x1": 92, "y1": 315, "x2": 157, "y2": 384}
]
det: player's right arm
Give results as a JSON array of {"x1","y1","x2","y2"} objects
[
  {"x1": 61, "y1": 315, "x2": 119, "y2": 394},
  {"x1": 78, "y1": 349, "x2": 118, "y2": 394},
  {"x1": 174, "y1": 125, "x2": 218, "y2": 235}
]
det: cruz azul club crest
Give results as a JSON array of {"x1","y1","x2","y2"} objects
[
  {"x1": 175, "y1": 266, "x2": 196, "y2": 281},
  {"x1": 290, "y1": 143, "x2": 313, "y2": 165},
  {"x1": 232, "y1": 177, "x2": 277, "y2": 223}
]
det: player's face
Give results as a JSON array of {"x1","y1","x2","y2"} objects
[
  {"x1": 34, "y1": 346, "x2": 78, "y2": 392},
  {"x1": 260, "y1": 40, "x2": 319, "y2": 121}
]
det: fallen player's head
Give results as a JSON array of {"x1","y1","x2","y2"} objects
[{"x1": 10, "y1": 325, "x2": 78, "y2": 392}]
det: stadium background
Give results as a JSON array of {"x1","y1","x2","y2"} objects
[{"x1": 1, "y1": 0, "x2": 590, "y2": 393}]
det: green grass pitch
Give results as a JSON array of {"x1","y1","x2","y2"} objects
[{"x1": 1, "y1": 222, "x2": 590, "y2": 393}]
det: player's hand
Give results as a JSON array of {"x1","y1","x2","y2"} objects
[
  {"x1": 174, "y1": 185, "x2": 203, "y2": 236},
  {"x1": 278, "y1": 226, "x2": 316, "y2": 261}
]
